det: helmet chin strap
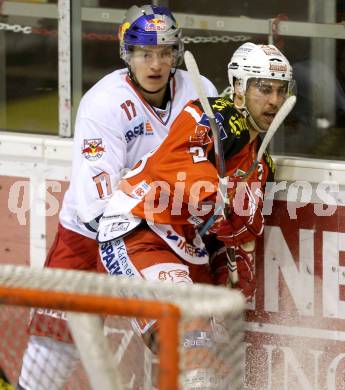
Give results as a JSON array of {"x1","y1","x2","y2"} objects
[
  {"x1": 248, "y1": 114, "x2": 266, "y2": 134},
  {"x1": 235, "y1": 95, "x2": 266, "y2": 134}
]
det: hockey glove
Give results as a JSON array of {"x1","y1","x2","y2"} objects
[
  {"x1": 210, "y1": 181, "x2": 264, "y2": 247},
  {"x1": 210, "y1": 241, "x2": 256, "y2": 301}
]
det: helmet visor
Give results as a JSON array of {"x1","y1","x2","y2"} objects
[
  {"x1": 246, "y1": 78, "x2": 296, "y2": 100},
  {"x1": 128, "y1": 45, "x2": 180, "y2": 67}
]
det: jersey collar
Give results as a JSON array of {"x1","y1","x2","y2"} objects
[{"x1": 126, "y1": 74, "x2": 176, "y2": 126}]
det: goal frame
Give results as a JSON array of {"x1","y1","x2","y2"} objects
[
  {"x1": 0, "y1": 265, "x2": 245, "y2": 390},
  {"x1": 0, "y1": 283, "x2": 180, "y2": 390}
]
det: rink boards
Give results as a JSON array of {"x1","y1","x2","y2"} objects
[{"x1": 1, "y1": 132, "x2": 345, "y2": 389}]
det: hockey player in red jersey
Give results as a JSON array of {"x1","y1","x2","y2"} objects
[
  {"x1": 98, "y1": 42, "x2": 294, "y2": 297},
  {"x1": 96, "y1": 42, "x2": 295, "y2": 388},
  {"x1": 17, "y1": 5, "x2": 217, "y2": 390}
]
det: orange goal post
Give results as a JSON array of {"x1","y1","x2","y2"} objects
[{"x1": 0, "y1": 265, "x2": 245, "y2": 390}]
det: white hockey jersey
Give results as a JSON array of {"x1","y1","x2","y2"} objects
[{"x1": 59, "y1": 68, "x2": 217, "y2": 238}]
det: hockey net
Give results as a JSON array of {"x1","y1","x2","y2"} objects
[{"x1": 0, "y1": 265, "x2": 245, "y2": 390}]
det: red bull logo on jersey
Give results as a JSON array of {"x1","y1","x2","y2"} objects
[
  {"x1": 145, "y1": 18, "x2": 167, "y2": 31},
  {"x1": 82, "y1": 138, "x2": 105, "y2": 161}
]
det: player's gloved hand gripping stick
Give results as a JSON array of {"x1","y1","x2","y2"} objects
[{"x1": 184, "y1": 50, "x2": 296, "y2": 285}]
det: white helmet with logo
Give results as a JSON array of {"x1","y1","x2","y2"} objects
[{"x1": 228, "y1": 42, "x2": 293, "y2": 99}]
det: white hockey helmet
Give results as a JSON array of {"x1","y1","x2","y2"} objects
[{"x1": 228, "y1": 42, "x2": 293, "y2": 99}]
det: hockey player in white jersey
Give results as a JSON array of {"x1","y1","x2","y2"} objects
[
  {"x1": 17, "y1": 5, "x2": 217, "y2": 390},
  {"x1": 61, "y1": 6, "x2": 217, "y2": 239}
]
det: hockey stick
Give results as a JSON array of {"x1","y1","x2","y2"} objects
[{"x1": 184, "y1": 50, "x2": 238, "y2": 283}]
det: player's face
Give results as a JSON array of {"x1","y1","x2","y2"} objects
[
  {"x1": 129, "y1": 45, "x2": 175, "y2": 93},
  {"x1": 245, "y1": 78, "x2": 288, "y2": 131}
]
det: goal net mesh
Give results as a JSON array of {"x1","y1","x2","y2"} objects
[{"x1": 0, "y1": 265, "x2": 245, "y2": 390}]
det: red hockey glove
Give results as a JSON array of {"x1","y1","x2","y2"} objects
[
  {"x1": 210, "y1": 242, "x2": 256, "y2": 301},
  {"x1": 210, "y1": 181, "x2": 264, "y2": 247}
]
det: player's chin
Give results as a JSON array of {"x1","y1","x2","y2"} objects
[
  {"x1": 145, "y1": 80, "x2": 166, "y2": 92},
  {"x1": 261, "y1": 116, "x2": 275, "y2": 130},
  {"x1": 257, "y1": 120, "x2": 270, "y2": 132}
]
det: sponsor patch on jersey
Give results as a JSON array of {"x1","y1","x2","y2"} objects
[
  {"x1": 99, "y1": 239, "x2": 138, "y2": 277},
  {"x1": 165, "y1": 229, "x2": 207, "y2": 258},
  {"x1": 124, "y1": 122, "x2": 145, "y2": 143},
  {"x1": 227, "y1": 111, "x2": 248, "y2": 137},
  {"x1": 145, "y1": 18, "x2": 167, "y2": 32},
  {"x1": 131, "y1": 180, "x2": 151, "y2": 200},
  {"x1": 211, "y1": 97, "x2": 234, "y2": 112},
  {"x1": 110, "y1": 222, "x2": 130, "y2": 232},
  {"x1": 166, "y1": 229, "x2": 179, "y2": 241},
  {"x1": 150, "y1": 225, "x2": 209, "y2": 264},
  {"x1": 81, "y1": 138, "x2": 105, "y2": 160},
  {"x1": 145, "y1": 121, "x2": 154, "y2": 135}
]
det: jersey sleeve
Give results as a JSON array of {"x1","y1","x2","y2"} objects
[{"x1": 69, "y1": 98, "x2": 127, "y2": 224}]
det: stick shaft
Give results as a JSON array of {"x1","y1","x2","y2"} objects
[{"x1": 184, "y1": 50, "x2": 238, "y2": 284}]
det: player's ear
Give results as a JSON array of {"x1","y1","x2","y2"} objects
[{"x1": 234, "y1": 80, "x2": 244, "y2": 107}]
